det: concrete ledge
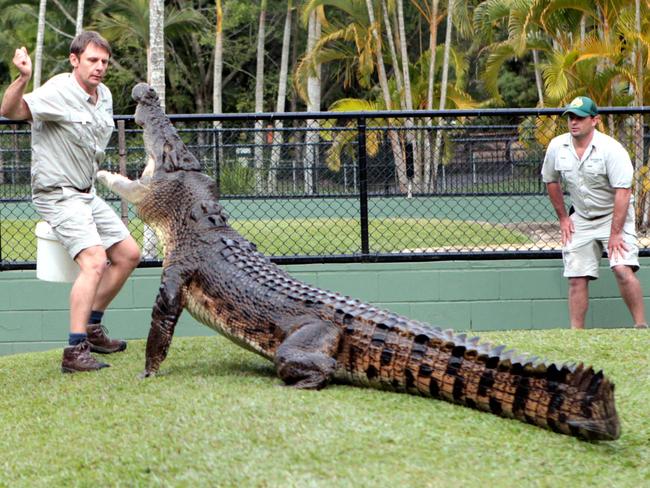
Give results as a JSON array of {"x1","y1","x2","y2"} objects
[{"x1": 1, "y1": 257, "x2": 648, "y2": 356}]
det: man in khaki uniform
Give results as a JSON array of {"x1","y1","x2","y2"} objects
[
  {"x1": 0, "y1": 31, "x2": 141, "y2": 372},
  {"x1": 541, "y1": 96, "x2": 647, "y2": 329}
]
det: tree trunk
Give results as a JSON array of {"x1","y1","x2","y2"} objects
[
  {"x1": 633, "y1": 0, "x2": 647, "y2": 228},
  {"x1": 423, "y1": 0, "x2": 439, "y2": 191},
  {"x1": 368, "y1": 0, "x2": 407, "y2": 193},
  {"x1": 432, "y1": 0, "x2": 454, "y2": 190},
  {"x1": 380, "y1": 0, "x2": 404, "y2": 106},
  {"x1": 396, "y1": 0, "x2": 417, "y2": 195},
  {"x1": 269, "y1": 0, "x2": 293, "y2": 194},
  {"x1": 365, "y1": 0, "x2": 390, "y2": 107},
  {"x1": 289, "y1": 7, "x2": 300, "y2": 193},
  {"x1": 213, "y1": 0, "x2": 224, "y2": 194},
  {"x1": 305, "y1": 10, "x2": 321, "y2": 195},
  {"x1": 33, "y1": 0, "x2": 47, "y2": 89},
  {"x1": 254, "y1": 0, "x2": 268, "y2": 194},
  {"x1": 148, "y1": 0, "x2": 165, "y2": 107},
  {"x1": 213, "y1": 0, "x2": 223, "y2": 115},
  {"x1": 75, "y1": 0, "x2": 84, "y2": 35},
  {"x1": 143, "y1": 0, "x2": 165, "y2": 259},
  {"x1": 532, "y1": 49, "x2": 544, "y2": 107}
]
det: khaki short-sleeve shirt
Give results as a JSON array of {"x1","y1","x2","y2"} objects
[
  {"x1": 541, "y1": 130, "x2": 633, "y2": 219},
  {"x1": 23, "y1": 73, "x2": 115, "y2": 194}
]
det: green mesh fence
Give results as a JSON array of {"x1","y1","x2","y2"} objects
[{"x1": 1, "y1": 108, "x2": 648, "y2": 268}]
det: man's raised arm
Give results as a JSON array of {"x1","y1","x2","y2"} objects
[{"x1": 0, "y1": 47, "x2": 34, "y2": 121}]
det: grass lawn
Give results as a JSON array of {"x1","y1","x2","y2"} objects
[
  {"x1": 0, "y1": 217, "x2": 530, "y2": 262},
  {"x1": 0, "y1": 329, "x2": 648, "y2": 487}
]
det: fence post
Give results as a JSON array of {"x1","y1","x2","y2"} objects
[
  {"x1": 117, "y1": 120, "x2": 128, "y2": 225},
  {"x1": 0, "y1": 202, "x2": 3, "y2": 270},
  {"x1": 357, "y1": 117, "x2": 369, "y2": 257},
  {"x1": 213, "y1": 122, "x2": 221, "y2": 196}
]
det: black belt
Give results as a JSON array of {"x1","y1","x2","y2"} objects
[{"x1": 73, "y1": 186, "x2": 92, "y2": 193}]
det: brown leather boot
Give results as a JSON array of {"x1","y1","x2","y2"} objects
[
  {"x1": 61, "y1": 341, "x2": 110, "y2": 373},
  {"x1": 86, "y1": 324, "x2": 127, "y2": 354}
]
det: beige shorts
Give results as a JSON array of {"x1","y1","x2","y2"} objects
[
  {"x1": 32, "y1": 187, "x2": 131, "y2": 260},
  {"x1": 562, "y1": 210, "x2": 639, "y2": 279}
]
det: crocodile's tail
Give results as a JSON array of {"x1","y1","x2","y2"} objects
[{"x1": 343, "y1": 327, "x2": 620, "y2": 441}]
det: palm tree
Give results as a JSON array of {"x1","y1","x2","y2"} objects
[
  {"x1": 421, "y1": 0, "x2": 439, "y2": 190},
  {"x1": 409, "y1": 0, "x2": 440, "y2": 190},
  {"x1": 630, "y1": 0, "x2": 648, "y2": 224},
  {"x1": 395, "y1": 0, "x2": 418, "y2": 194},
  {"x1": 365, "y1": 0, "x2": 408, "y2": 192},
  {"x1": 213, "y1": 0, "x2": 223, "y2": 115},
  {"x1": 269, "y1": 0, "x2": 294, "y2": 193},
  {"x1": 296, "y1": 1, "x2": 376, "y2": 102},
  {"x1": 299, "y1": 0, "x2": 410, "y2": 192},
  {"x1": 473, "y1": 0, "x2": 549, "y2": 107},
  {"x1": 142, "y1": 0, "x2": 165, "y2": 260},
  {"x1": 33, "y1": 0, "x2": 47, "y2": 89},
  {"x1": 75, "y1": 0, "x2": 84, "y2": 35},
  {"x1": 304, "y1": 7, "x2": 321, "y2": 195},
  {"x1": 213, "y1": 0, "x2": 224, "y2": 182},
  {"x1": 253, "y1": 0, "x2": 268, "y2": 194},
  {"x1": 430, "y1": 0, "x2": 455, "y2": 188},
  {"x1": 148, "y1": 0, "x2": 165, "y2": 107},
  {"x1": 380, "y1": 0, "x2": 404, "y2": 108},
  {"x1": 92, "y1": 0, "x2": 206, "y2": 111}
]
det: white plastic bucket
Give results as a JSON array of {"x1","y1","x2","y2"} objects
[{"x1": 35, "y1": 221, "x2": 80, "y2": 282}]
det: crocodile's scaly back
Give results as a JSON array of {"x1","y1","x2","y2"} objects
[{"x1": 110, "y1": 83, "x2": 620, "y2": 442}]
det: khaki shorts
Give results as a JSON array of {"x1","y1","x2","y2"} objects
[
  {"x1": 32, "y1": 187, "x2": 131, "y2": 260},
  {"x1": 562, "y1": 210, "x2": 639, "y2": 279}
]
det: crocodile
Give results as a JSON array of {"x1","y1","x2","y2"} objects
[{"x1": 97, "y1": 83, "x2": 621, "y2": 441}]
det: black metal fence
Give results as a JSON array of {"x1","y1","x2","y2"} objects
[{"x1": 1, "y1": 107, "x2": 649, "y2": 269}]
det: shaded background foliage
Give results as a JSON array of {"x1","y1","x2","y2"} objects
[{"x1": 0, "y1": 0, "x2": 577, "y2": 114}]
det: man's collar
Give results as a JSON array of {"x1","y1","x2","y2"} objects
[{"x1": 563, "y1": 129, "x2": 601, "y2": 149}]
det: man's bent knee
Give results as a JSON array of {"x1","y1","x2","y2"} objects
[
  {"x1": 108, "y1": 237, "x2": 141, "y2": 269},
  {"x1": 75, "y1": 246, "x2": 109, "y2": 276},
  {"x1": 611, "y1": 265, "x2": 638, "y2": 283}
]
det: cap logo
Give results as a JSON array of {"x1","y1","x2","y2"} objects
[{"x1": 570, "y1": 98, "x2": 584, "y2": 108}]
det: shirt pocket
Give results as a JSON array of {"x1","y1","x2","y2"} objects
[
  {"x1": 97, "y1": 113, "x2": 115, "y2": 149},
  {"x1": 554, "y1": 148, "x2": 573, "y2": 171},
  {"x1": 555, "y1": 148, "x2": 576, "y2": 187},
  {"x1": 66, "y1": 110, "x2": 95, "y2": 149},
  {"x1": 583, "y1": 158, "x2": 608, "y2": 187}
]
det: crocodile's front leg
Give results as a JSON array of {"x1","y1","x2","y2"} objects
[
  {"x1": 274, "y1": 318, "x2": 342, "y2": 389},
  {"x1": 96, "y1": 170, "x2": 150, "y2": 204},
  {"x1": 142, "y1": 265, "x2": 187, "y2": 377}
]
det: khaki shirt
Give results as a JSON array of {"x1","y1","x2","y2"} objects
[
  {"x1": 541, "y1": 130, "x2": 633, "y2": 219},
  {"x1": 23, "y1": 73, "x2": 114, "y2": 193}
]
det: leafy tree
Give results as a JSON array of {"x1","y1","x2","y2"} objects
[{"x1": 91, "y1": 0, "x2": 207, "y2": 113}]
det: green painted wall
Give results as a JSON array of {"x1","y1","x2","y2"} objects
[{"x1": 1, "y1": 257, "x2": 648, "y2": 356}]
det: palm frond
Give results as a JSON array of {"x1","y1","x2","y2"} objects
[{"x1": 482, "y1": 41, "x2": 516, "y2": 99}]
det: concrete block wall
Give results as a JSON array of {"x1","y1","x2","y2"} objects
[{"x1": 1, "y1": 258, "x2": 648, "y2": 355}]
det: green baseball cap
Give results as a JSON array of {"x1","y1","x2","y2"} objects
[{"x1": 562, "y1": 96, "x2": 598, "y2": 117}]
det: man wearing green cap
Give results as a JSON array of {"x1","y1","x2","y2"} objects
[{"x1": 541, "y1": 96, "x2": 647, "y2": 329}]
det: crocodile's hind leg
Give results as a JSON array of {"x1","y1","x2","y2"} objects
[{"x1": 274, "y1": 319, "x2": 342, "y2": 390}]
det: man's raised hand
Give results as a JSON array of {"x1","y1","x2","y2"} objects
[{"x1": 13, "y1": 47, "x2": 32, "y2": 79}]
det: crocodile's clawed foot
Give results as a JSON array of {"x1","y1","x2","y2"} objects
[
  {"x1": 138, "y1": 370, "x2": 158, "y2": 379},
  {"x1": 290, "y1": 378, "x2": 329, "y2": 390}
]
